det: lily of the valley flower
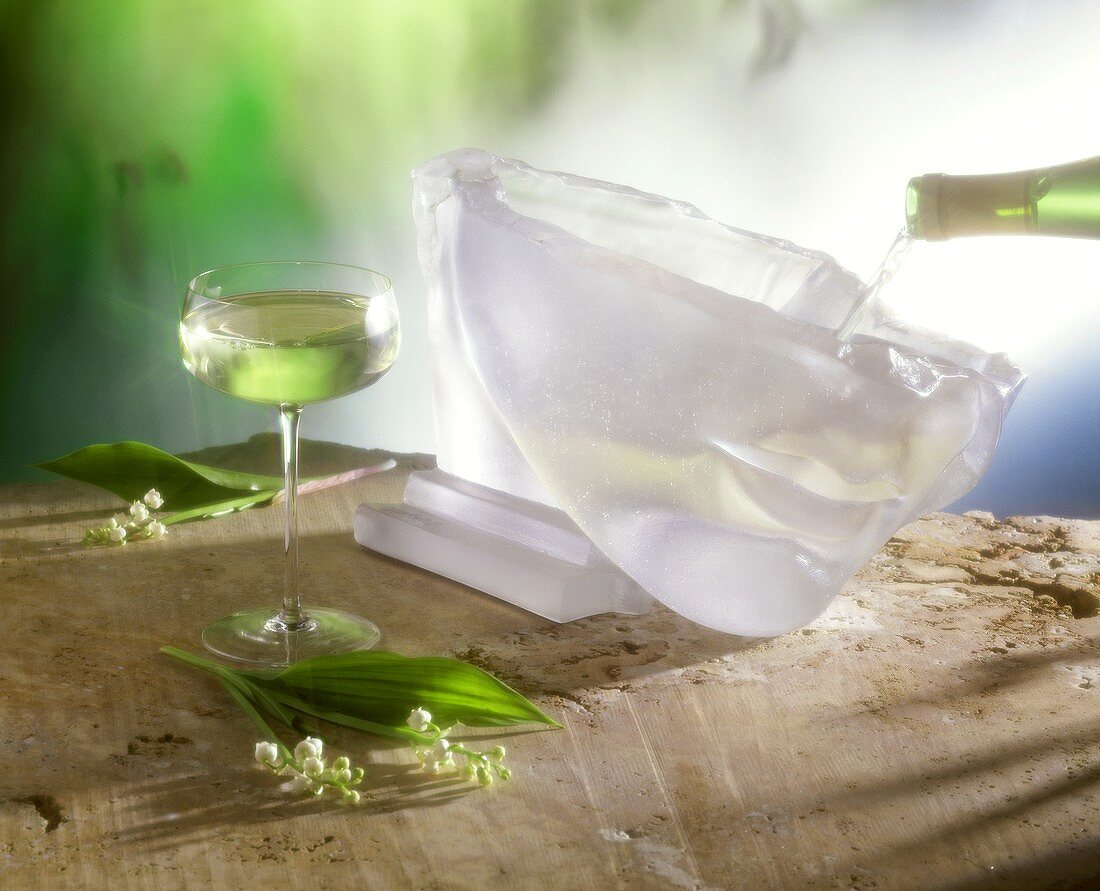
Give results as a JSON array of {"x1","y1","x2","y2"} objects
[
  {"x1": 253, "y1": 737, "x2": 365, "y2": 805},
  {"x1": 407, "y1": 708, "x2": 512, "y2": 788},
  {"x1": 332, "y1": 756, "x2": 353, "y2": 784},
  {"x1": 407, "y1": 707, "x2": 432, "y2": 733},
  {"x1": 422, "y1": 736, "x2": 455, "y2": 774},
  {"x1": 252, "y1": 715, "x2": 515, "y2": 806},
  {"x1": 294, "y1": 737, "x2": 323, "y2": 761},
  {"x1": 288, "y1": 772, "x2": 315, "y2": 794},
  {"x1": 254, "y1": 741, "x2": 280, "y2": 766},
  {"x1": 84, "y1": 491, "x2": 169, "y2": 546}
]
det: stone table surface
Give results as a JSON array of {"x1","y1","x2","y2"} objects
[{"x1": 3, "y1": 438, "x2": 1100, "y2": 890}]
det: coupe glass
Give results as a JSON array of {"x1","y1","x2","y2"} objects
[{"x1": 180, "y1": 261, "x2": 400, "y2": 666}]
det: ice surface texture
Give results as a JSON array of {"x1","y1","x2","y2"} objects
[{"x1": 412, "y1": 149, "x2": 1024, "y2": 636}]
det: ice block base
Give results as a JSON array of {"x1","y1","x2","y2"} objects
[{"x1": 353, "y1": 468, "x2": 654, "y2": 622}]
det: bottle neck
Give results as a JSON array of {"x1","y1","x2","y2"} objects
[
  {"x1": 906, "y1": 156, "x2": 1100, "y2": 241},
  {"x1": 906, "y1": 170, "x2": 1037, "y2": 241}
]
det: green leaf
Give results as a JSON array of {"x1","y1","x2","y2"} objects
[
  {"x1": 160, "y1": 491, "x2": 281, "y2": 526},
  {"x1": 262, "y1": 688, "x2": 422, "y2": 741},
  {"x1": 245, "y1": 651, "x2": 561, "y2": 730},
  {"x1": 161, "y1": 647, "x2": 560, "y2": 735},
  {"x1": 34, "y1": 441, "x2": 284, "y2": 511}
]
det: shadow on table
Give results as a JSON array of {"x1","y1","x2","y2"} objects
[
  {"x1": 806, "y1": 638, "x2": 1100, "y2": 889},
  {"x1": 0, "y1": 508, "x2": 110, "y2": 532},
  {"x1": 116, "y1": 759, "x2": 477, "y2": 852},
  {"x1": 0, "y1": 538, "x2": 91, "y2": 559},
  {"x1": 899, "y1": 752, "x2": 1100, "y2": 891},
  {"x1": 0, "y1": 475, "x2": 116, "y2": 550},
  {"x1": 934, "y1": 838, "x2": 1100, "y2": 891}
]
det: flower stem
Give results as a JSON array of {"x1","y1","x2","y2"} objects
[{"x1": 219, "y1": 678, "x2": 292, "y2": 761}]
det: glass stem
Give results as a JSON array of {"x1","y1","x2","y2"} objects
[{"x1": 278, "y1": 403, "x2": 307, "y2": 630}]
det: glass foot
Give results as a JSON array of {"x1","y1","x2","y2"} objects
[{"x1": 202, "y1": 607, "x2": 381, "y2": 667}]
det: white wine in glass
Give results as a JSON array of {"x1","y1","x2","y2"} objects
[{"x1": 181, "y1": 262, "x2": 400, "y2": 666}]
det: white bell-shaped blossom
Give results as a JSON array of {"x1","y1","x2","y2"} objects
[
  {"x1": 254, "y1": 741, "x2": 280, "y2": 766},
  {"x1": 407, "y1": 707, "x2": 432, "y2": 732},
  {"x1": 287, "y1": 772, "x2": 312, "y2": 793},
  {"x1": 294, "y1": 737, "x2": 323, "y2": 761}
]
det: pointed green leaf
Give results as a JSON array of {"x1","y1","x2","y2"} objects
[
  {"x1": 161, "y1": 646, "x2": 559, "y2": 743},
  {"x1": 263, "y1": 689, "x2": 422, "y2": 740},
  {"x1": 243, "y1": 651, "x2": 560, "y2": 730},
  {"x1": 34, "y1": 441, "x2": 285, "y2": 510}
]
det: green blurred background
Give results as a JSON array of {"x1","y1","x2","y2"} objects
[
  {"x1": 2, "y1": 0, "x2": 1098, "y2": 516},
  {"x1": 0, "y1": 0, "x2": 602, "y2": 475}
]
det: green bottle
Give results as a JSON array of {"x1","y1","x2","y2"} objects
[{"x1": 906, "y1": 155, "x2": 1100, "y2": 241}]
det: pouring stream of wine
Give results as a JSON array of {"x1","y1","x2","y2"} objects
[{"x1": 834, "y1": 228, "x2": 913, "y2": 342}]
